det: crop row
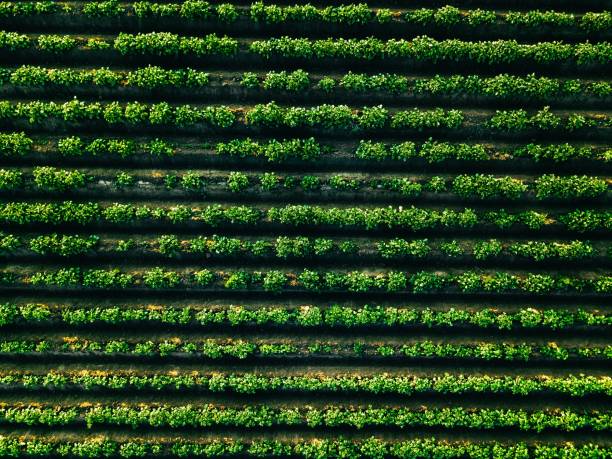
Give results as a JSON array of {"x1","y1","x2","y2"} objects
[
  {"x1": 4, "y1": 66, "x2": 612, "y2": 100},
  {"x1": 3, "y1": 167, "x2": 609, "y2": 200},
  {"x1": 242, "y1": 70, "x2": 612, "y2": 99},
  {"x1": 352, "y1": 140, "x2": 610, "y2": 164},
  {"x1": 1, "y1": 201, "x2": 609, "y2": 233},
  {"x1": 1, "y1": 370, "x2": 609, "y2": 397},
  {"x1": 1, "y1": 403, "x2": 609, "y2": 432},
  {"x1": 1, "y1": 302, "x2": 608, "y2": 330},
  {"x1": 0, "y1": 338, "x2": 608, "y2": 361},
  {"x1": 0, "y1": 436, "x2": 607, "y2": 459},
  {"x1": 1, "y1": 132, "x2": 175, "y2": 159},
  {"x1": 3, "y1": 1, "x2": 611, "y2": 33},
  {"x1": 249, "y1": 36, "x2": 612, "y2": 64},
  {"x1": 1, "y1": 233, "x2": 604, "y2": 263},
  {"x1": 1, "y1": 168, "x2": 606, "y2": 203},
  {"x1": 2, "y1": 99, "x2": 609, "y2": 133},
  {"x1": 6, "y1": 267, "x2": 611, "y2": 294},
  {"x1": 203, "y1": 3, "x2": 612, "y2": 32},
  {"x1": 4, "y1": 133, "x2": 609, "y2": 165},
  {"x1": 2, "y1": 31, "x2": 611, "y2": 66}
]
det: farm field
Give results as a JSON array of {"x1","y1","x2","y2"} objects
[{"x1": 0, "y1": 0, "x2": 611, "y2": 457}]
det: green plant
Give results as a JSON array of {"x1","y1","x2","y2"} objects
[
  {"x1": 318, "y1": 77, "x2": 336, "y2": 92},
  {"x1": 224, "y1": 271, "x2": 250, "y2": 289},
  {"x1": 215, "y1": 3, "x2": 237, "y2": 22},
  {"x1": 114, "y1": 172, "x2": 134, "y2": 188},
  {"x1": 193, "y1": 269, "x2": 215, "y2": 286},
  {"x1": 32, "y1": 167, "x2": 86, "y2": 191},
  {"x1": 263, "y1": 270, "x2": 286, "y2": 294},
  {"x1": 0, "y1": 169, "x2": 22, "y2": 190},
  {"x1": 259, "y1": 172, "x2": 279, "y2": 191},
  {"x1": 83, "y1": 0, "x2": 121, "y2": 17},
  {"x1": 157, "y1": 235, "x2": 181, "y2": 257},
  {"x1": 143, "y1": 268, "x2": 181, "y2": 288},
  {"x1": 116, "y1": 239, "x2": 135, "y2": 252},
  {"x1": 473, "y1": 240, "x2": 503, "y2": 260},
  {"x1": 37, "y1": 35, "x2": 77, "y2": 53},
  {"x1": 227, "y1": 172, "x2": 249, "y2": 192},
  {"x1": 241, "y1": 72, "x2": 259, "y2": 88},
  {"x1": 440, "y1": 240, "x2": 463, "y2": 257},
  {"x1": 180, "y1": 171, "x2": 204, "y2": 192}
]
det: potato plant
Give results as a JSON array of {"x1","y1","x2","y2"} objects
[{"x1": 0, "y1": 1, "x2": 609, "y2": 456}]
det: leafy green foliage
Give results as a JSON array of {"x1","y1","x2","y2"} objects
[
  {"x1": 452, "y1": 174, "x2": 527, "y2": 199},
  {"x1": 216, "y1": 138, "x2": 321, "y2": 162},
  {"x1": 251, "y1": 36, "x2": 610, "y2": 65},
  {"x1": 114, "y1": 32, "x2": 238, "y2": 57},
  {"x1": 36, "y1": 35, "x2": 77, "y2": 54},
  {"x1": 0, "y1": 336, "x2": 606, "y2": 363},
  {"x1": 263, "y1": 270, "x2": 286, "y2": 293},
  {"x1": 535, "y1": 175, "x2": 607, "y2": 199},
  {"x1": 0, "y1": 435, "x2": 605, "y2": 459},
  {"x1": 82, "y1": 0, "x2": 121, "y2": 17},
  {"x1": 32, "y1": 167, "x2": 86, "y2": 191},
  {"x1": 143, "y1": 267, "x2": 181, "y2": 288},
  {"x1": 29, "y1": 234, "x2": 99, "y2": 256},
  {"x1": 227, "y1": 172, "x2": 249, "y2": 192},
  {"x1": 0, "y1": 402, "x2": 606, "y2": 433},
  {"x1": 0, "y1": 201, "x2": 607, "y2": 233},
  {"x1": 0, "y1": 169, "x2": 22, "y2": 190}
]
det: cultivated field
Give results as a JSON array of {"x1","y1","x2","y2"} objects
[{"x1": 0, "y1": 0, "x2": 610, "y2": 457}]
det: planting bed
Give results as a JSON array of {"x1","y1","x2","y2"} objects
[{"x1": 0, "y1": 0, "x2": 610, "y2": 457}]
